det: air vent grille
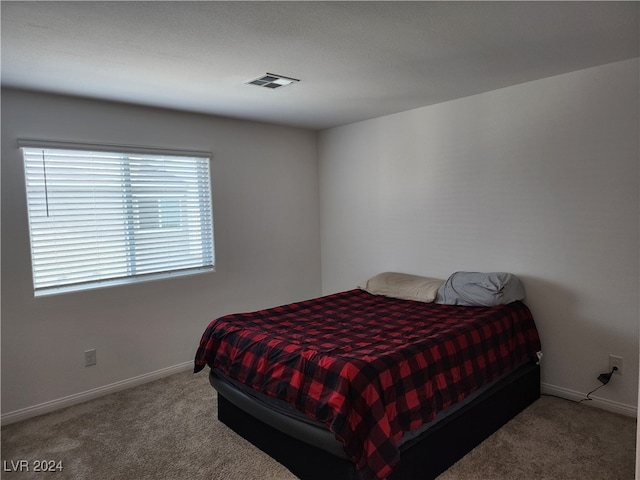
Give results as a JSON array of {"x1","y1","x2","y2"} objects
[{"x1": 246, "y1": 73, "x2": 300, "y2": 89}]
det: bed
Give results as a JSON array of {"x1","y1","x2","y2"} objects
[{"x1": 194, "y1": 272, "x2": 542, "y2": 480}]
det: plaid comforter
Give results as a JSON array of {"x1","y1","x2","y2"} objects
[{"x1": 194, "y1": 289, "x2": 541, "y2": 480}]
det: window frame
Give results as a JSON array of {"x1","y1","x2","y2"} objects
[{"x1": 19, "y1": 139, "x2": 215, "y2": 297}]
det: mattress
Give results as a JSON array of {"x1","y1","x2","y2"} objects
[{"x1": 194, "y1": 289, "x2": 541, "y2": 480}]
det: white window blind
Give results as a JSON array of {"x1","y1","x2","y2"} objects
[{"x1": 21, "y1": 143, "x2": 215, "y2": 296}]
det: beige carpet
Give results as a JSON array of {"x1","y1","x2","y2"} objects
[{"x1": 1, "y1": 369, "x2": 636, "y2": 480}]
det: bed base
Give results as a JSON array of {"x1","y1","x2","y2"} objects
[{"x1": 213, "y1": 362, "x2": 540, "y2": 480}]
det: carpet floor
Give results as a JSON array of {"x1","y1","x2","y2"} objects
[{"x1": 1, "y1": 369, "x2": 636, "y2": 479}]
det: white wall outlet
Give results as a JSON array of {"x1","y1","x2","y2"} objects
[
  {"x1": 609, "y1": 354, "x2": 622, "y2": 375},
  {"x1": 84, "y1": 349, "x2": 97, "y2": 367}
]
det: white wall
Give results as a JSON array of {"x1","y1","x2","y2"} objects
[
  {"x1": 3, "y1": 57, "x2": 638, "y2": 422},
  {"x1": 319, "y1": 59, "x2": 640, "y2": 413},
  {"x1": 1, "y1": 89, "x2": 321, "y2": 420}
]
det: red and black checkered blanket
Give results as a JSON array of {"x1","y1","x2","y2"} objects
[{"x1": 194, "y1": 289, "x2": 541, "y2": 480}]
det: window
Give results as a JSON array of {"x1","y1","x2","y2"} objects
[{"x1": 20, "y1": 141, "x2": 215, "y2": 296}]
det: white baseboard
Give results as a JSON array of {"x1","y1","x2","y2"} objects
[
  {"x1": 541, "y1": 382, "x2": 637, "y2": 418},
  {"x1": 4, "y1": 369, "x2": 636, "y2": 426},
  {"x1": 1, "y1": 361, "x2": 193, "y2": 426}
]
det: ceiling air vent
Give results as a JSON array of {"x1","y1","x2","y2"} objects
[{"x1": 246, "y1": 73, "x2": 300, "y2": 89}]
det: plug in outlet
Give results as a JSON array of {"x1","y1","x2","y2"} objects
[
  {"x1": 84, "y1": 349, "x2": 97, "y2": 367},
  {"x1": 609, "y1": 355, "x2": 622, "y2": 375}
]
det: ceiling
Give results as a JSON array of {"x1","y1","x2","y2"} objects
[{"x1": 1, "y1": 1, "x2": 638, "y2": 130}]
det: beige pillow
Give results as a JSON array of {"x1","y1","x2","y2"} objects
[{"x1": 359, "y1": 272, "x2": 445, "y2": 303}]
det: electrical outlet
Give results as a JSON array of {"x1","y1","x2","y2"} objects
[
  {"x1": 609, "y1": 355, "x2": 622, "y2": 375},
  {"x1": 84, "y1": 349, "x2": 97, "y2": 367}
]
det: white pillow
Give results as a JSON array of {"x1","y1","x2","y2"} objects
[{"x1": 359, "y1": 272, "x2": 445, "y2": 303}]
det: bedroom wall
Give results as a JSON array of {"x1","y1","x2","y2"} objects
[
  {"x1": 1, "y1": 88, "x2": 321, "y2": 420},
  {"x1": 318, "y1": 58, "x2": 640, "y2": 414}
]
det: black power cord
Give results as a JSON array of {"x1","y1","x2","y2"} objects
[
  {"x1": 541, "y1": 366, "x2": 618, "y2": 404},
  {"x1": 578, "y1": 366, "x2": 618, "y2": 404}
]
